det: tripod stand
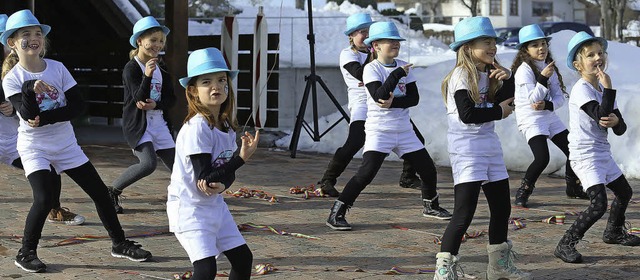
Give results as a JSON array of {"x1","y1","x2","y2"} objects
[{"x1": 288, "y1": 0, "x2": 351, "y2": 158}]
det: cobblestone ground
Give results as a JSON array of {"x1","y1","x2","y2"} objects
[{"x1": 1, "y1": 141, "x2": 639, "y2": 279}]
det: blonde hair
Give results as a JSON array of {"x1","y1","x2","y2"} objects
[
  {"x1": 441, "y1": 40, "x2": 503, "y2": 104},
  {"x1": 129, "y1": 27, "x2": 167, "y2": 60},
  {"x1": 2, "y1": 30, "x2": 49, "y2": 80},
  {"x1": 184, "y1": 73, "x2": 238, "y2": 132},
  {"x1": 573, "y1": 40, "x2": 607, "y2": 73}
]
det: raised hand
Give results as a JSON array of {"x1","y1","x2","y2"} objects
[
  {"x1": 489, "y1": 61, "x2": 511, "y2": 81},
  {"x1": 596, "y1": 65, "x2": 612, "y2": 89},
  {"x1": 401, "y1": 63, "x2": 413, "y2": 75},
  {"x1": 239, "y1": 130, "x2": 260, "y2": 162},
  {"x1": 144, "y1": 58, "x2": 159, "y2": 77},
  {"x1": 541, "y1": 61, "x2": 555, "y2": 78}
]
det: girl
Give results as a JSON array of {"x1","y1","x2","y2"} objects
[
  {"x1": 326, "y1": 21, "x2": 451, "y2": 231},
  {"x1": 0, "y1": 13, "x2": 85, "y2": 227},
  {"x1": 318, "y1": 13, "x2": 429, "y2": 198},
  {"x1": 168, "y1": 47, "x2": 258, "y2": 279},
  {"x1": 511, "y1": 24, "x2": 588, "y2": 208},
  {"x1": 434, "y1": 17, "x2": 529, "y2": 280},
  {"x1": 1, "y1": 10, "x2": 151, "y2": 273},
  {"x1": 109, "y1": 16, "x2": 176, "y2": 214},
  {"x1": 554, "y1": 32, "x2": 639, "y2": 263}
]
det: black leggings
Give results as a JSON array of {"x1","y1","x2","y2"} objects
[
  {"x1": 22, "y1": 162, "x2": 125, "y2": 250},
  {"x1": 567, "y1": 175, "x2": 633, "y2": 237},
  {"x1": 192, "y1": 244, "x2": 253, "y2": 280},
  {"x1": 12, "y1": 158, "x2": 62, "y2": 209},
  {"x1": 338, "y1": 147, "x2": 437, "y2": 206},
  {"x1": 440, "y1": 179, "x2": 511, "y2": 255},
  {"x1": 524, "y1": 130, "x2": 576, "y2": 184},
  {"x1": 112, "y1": 141, "x2": 175, "y2": 191}
]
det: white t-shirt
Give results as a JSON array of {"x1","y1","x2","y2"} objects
[
  {"x1": 363, "y1": 59, "x2": 416, "y2": 133},
  {"x1": 134, "y1": 56, "x2": 163, "y2": 102},
  {"x1": 2, "y1": 59, "x2": 78, "y2": 151},
  {"x1": 339, "y1": 47, "x2": 369, "y2": 122},
  {"x1": 445, "y1": 67, "x2": 502, "y2": 157},
  {"x1": 514, "y1": 61, "x2": 565, "y2": 131},
  {"x1": 167, "y1": 114, "x2": 238, "y2": 233},
  {"x1": 568, "y1": 78, "x2": 617, "y2": 161}
]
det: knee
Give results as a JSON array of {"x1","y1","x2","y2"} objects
[
  {"x1": 533, "y1": 151, "x2": 550, "y2": 165},
  {"x1": 139, "y1": 158, "x2": 157, "y2": 175},
  {"x1": 587, "y1": 185, "x2": 608, "y2": 216}
]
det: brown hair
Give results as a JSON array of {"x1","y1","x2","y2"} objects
[
  {"x1": 129, "y1": 27, "x2": 167, "y2": 60},
  {"x1": 510, "y1": 39, "x2": 567, "y2": 94},
  {"x1": 184, "y1": 73, "x2": 238, "y2": 132},
  {"x1": 1, "y1": 29, "x2": 49, "y2": 80}
]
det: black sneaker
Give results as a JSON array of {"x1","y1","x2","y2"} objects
[
  {"x1": 108, "y1": 187, "x2": 124, "y2": 214},
  {"x1": 422, "y1": 194, "x2": 452, "y2": 220},
  {"x1": 111, "y1": 240, "x2": 152, "y2": 262},
  {"x1": 15, "y1": 249, "x2": 46, "y2": 273},
  {"x1": 603, "y1": 224, "x2": 640, "y2": 246}
]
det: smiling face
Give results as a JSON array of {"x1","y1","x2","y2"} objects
[
  {"x1": 8, "y1": 26, "x2": 44, "y2": 58},
  {"x1": 373, "y1": 39, "x2": 401, "y2": 59},
  {"x1": 136, "y1": 29, "x2": 165, "y2": 59},
  {"x1": 350, "y1": 28, "x2": 369, "y2": 50},
  {"x1": 189, "y1": 71, "x2": 229, "y2": 112},
  {"x1": 525, "y1": 38, "x2": 548, "y2": 61},
  {"x1": 467, "y1": 37, "x2": 497, "y2": 69},
  {"x1": 574, "y1": 41, "x2": 607, "y2": 75}
]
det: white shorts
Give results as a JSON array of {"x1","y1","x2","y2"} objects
[
  {"x1": 137, "y1": 111, "x2": 175, "y2": 150},
  {"x1": 450, "y1": 154, "x2": 509, "y2": 186},
  {"x1": 18, "y1": 143, "x2": 89, "y2": 176},
  {"x1": 570, "y1": 157, "x2": 623, "y2": 190},
  {"x1": 174, "y1": 206, "x2": 246, "y2": 263},
  {"x1": 521, "y1": 118, "x2": 567, "y2": 142},
  {"x1": 363, "y1": 129, "x2": 423, "y2": 158},
  {"x1": 0, "y1": 137, "x2": 19, "y2": 165}
]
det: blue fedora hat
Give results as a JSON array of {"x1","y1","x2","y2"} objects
[
  {"x1": 344, "y1": 13, "x2": 374, "y2": 36},
  {"x1": 179, "y1": 47, "x2": 239, "y2": 88},
  {"x1": 363, "y1": 21, "x2": 405, "y2": 46},
  {"x1": 0, "y1": 10, "x2": 51, "y2": 46},
  {"x1": 0, "y1": 14, "x2": 8, "y2": 34},
  {"x1": 566, "y1": 31, "x2": 607, "y2": 71},
  {"x1": 129, "y1": 16, "x2": 170, "y2": 48},
  {"x1": 516, "y1": 24, "x2": 550, "y2": 49},
  {"x1": 449, "y1": 17, "x2": 503, "y2": 51}
]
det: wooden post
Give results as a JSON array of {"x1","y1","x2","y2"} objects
[
  {"x1": 165, "y1": 0, "x2": 189, "y2": 132},
  {"x1": 252, "y1": 6, "x2": 268, "y2": 128},
  {"x1": 221, "y1": 10, "x2": 238, "y2": 119}
]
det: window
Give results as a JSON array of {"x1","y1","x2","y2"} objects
[
  {"x1": 509, "y1": 0, "x2": 518, "y2": 16},
  {"x1": 532, "y1": 1, "x2": 553, "y2": 17},
  {"x1": 490, "y1": 0, "x2": 502, "y2": 15}
]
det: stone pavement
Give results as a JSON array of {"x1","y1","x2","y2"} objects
[{"x1": 1, "y1": 130, "x2": 639, "y2": 279}]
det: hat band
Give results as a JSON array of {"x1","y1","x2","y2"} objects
[{"x1": 188, "y1": 60, "x2": 230, "y2": 77}]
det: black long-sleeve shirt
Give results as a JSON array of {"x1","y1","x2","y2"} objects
[
  {"x1": 364, "y1": 67, "x2": 419, "y2": 108},
  {"x1": 190, "y1": 153, "x2": 245, "y2": 190},
  {"x1": 454, "y1": 75, "x2": 515, "y2": 124},
  {"x1": 8, "y1": 79, "x2": 85, "y2": 126}
]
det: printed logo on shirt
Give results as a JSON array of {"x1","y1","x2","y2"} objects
[
  {"x1": 393, "y1": 78, "x2": 407, "y2": 97},
  {"x1": 36, "y1": 86, "x2": 63, "y2": 111},
  {"x1": 213, "y1": 150, "x2": 233, "y2": 168},
  {"x1": 150, "y1": 78, "x2": 162, "y2": 102},
  {"x1": 475, "y1": 86, "x2": 493, "y2": 108}
]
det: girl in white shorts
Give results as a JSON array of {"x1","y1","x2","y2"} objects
[
  {"x1": 168, "y1": 47, "x2": 259, "y2": 279},
  {"x1": 554, "y1": 32, "x2": 639, "y2": 264}
]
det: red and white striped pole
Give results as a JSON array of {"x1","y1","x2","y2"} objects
[
  {"x1": 252, "y1": 6, "x2": 268, "y2": 128},
  {"x1": 221, "y1": 9, "x2": 239, "y2": 117}
]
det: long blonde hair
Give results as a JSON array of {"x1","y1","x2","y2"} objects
[
  {"x1": 441, "y1": 41, "x2": 503, "y2": 104},
  {"x1": 129, "y1": 27, "x2": 167, "y2": 60},
  {"x1": 1, "y1": 31, "x2": 49, "y2": 80},
  {"x1": 184, "y1": 73, "x2": 238, "y2": 132}
]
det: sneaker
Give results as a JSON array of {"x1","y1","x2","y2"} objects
[
  {"x1": 47, "y1": 207, "x2": 85, "y2": 226},
  {"x1": 108, "y1": 187, "x2": 124, "y2": 214},
  {"x1": 399, "y1": 172, "x2": 422, "y2": 189},
  {"x1": 603, "y1": 223, "x2": 640, "y2": 246},
  {"x1": 423, "y1": 194, "x2": 452, "y2": 220},
  {"x1": 15, "y1": 249, "x2": 46, "y2": 273},
  {"x1": 111, "y1": 240, "x2": 152, "y2": 262}
]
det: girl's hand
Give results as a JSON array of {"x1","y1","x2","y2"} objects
[
  {"x1": 197, "y1": 179, "x2": 224, "y2": 196},
  {"x1": 401, "y1": 63, "x2": 413, "y2": 75},
  {"x1": 596, "y1": 66, "x2": 612, "y2": 89},
  {"x1": 499, "y1": 97, "x2": 515, "y2": 119},
  {"x1": 531, "y1": 100, "x2": 545, "y2": 111},
  {"x1": 144, "y1": 58, "x2": 158, "y2": 77},
  {"x1": 599, "y1": 113, "x2": 619, "y2": 128},
  {"x1": 136, "y1": 99, "x2": 157, "y2": 110},
  {"x1": 541, "y1": 61, "x2": 556, "y2": 78},
  {"x1": 376, "y1": 92, "x2": 394, "y2": 108},
  {"x1": 33, "y1": 80, "x2": 54, "y2": 94},
  {"x1": 0, "y1": 101, "x2": 13, "y2": 116},
  {"x1": 489, "y1": 62, "x2": 511, "y2": 81},
  {"x1": 239, "y1": 130, "x2": 260, "y2": 162},
  {"x1": 27, "y1": 116, "x2": 40, "y2": 127}
]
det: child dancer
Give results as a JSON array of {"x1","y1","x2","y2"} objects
[
  {"x1": 434, "y1": 17, "x2": 529, "y2": 280},
  {"x1": 1, "y1": 10, "x2": 151, "y2": 273},
  {"x1": 318, "y1": 13, "x2": 428, "y2": 198},
  {"x1": 554, "y1": 32, "x2": 639, "y2": 263},
  {"x1": 168, "y1": 47, "x2": 258, "y2": 279},
  {"x1": 326, "y1": 21, "x2": 451, "y2": 231},
  {"x1": 0, "y1": 13, "x2": 84, "y2": 226},
  {"x1": 109, "y1": 16, "x2": 176, "y2": 214},
  {"x1": 511, "y1": 24, "x2": 588, "y2": 207}
]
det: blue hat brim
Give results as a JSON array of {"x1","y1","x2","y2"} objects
[
  {"x1": 515, "y1": 36, "x2": 551, "y2": 49},
  {"x1": 0, "y1": 23, "x2": 51, "y2": 46},
  {"x1": 449, "y1": 35, "x2": 504, "y2": 51},
  {"x1": 344, "y1": 22, "x2": 374, "y2": 36},
  {"x1": 566, "y1": 37, "x2": 607, "y2": 71},
  {"x1": 179, "y1": 68, "x2": 239, "y2": 88},
  {"x1": 364, "y1": 36, "x2": 405, "y2": 47},
  {"x1": 129, "y1": 26, "x2": 170, "y2": 48}
]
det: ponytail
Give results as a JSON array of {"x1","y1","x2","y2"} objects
[{"x1": 1, "y1": 51, "x2": 19, "y2": 80}]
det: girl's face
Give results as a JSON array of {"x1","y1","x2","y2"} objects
[
  {"x1": 350, "y1": 28, "x2": 369, "y2": 49},
  {"x1": 137, "y1": 30, "x2": 165, "y2": 58},
  {"x1": 191, "y1": 72, "x2": 229, "y2": 110},
  {"x1": 9, "y1": 26, "x2": 44, "y2": 57},
  {"x1": 574, "y1": 42, "x2": 607, "y2": 75},
  {"x1": 525, "y1": 39, "x2": 548, "y2": 61},
  {"x1": 373, "y1": 39, "x2": 401, "y2": 58},
  {"x1": 467, "y1": 37, "x2": 497, "y2": 69}
]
